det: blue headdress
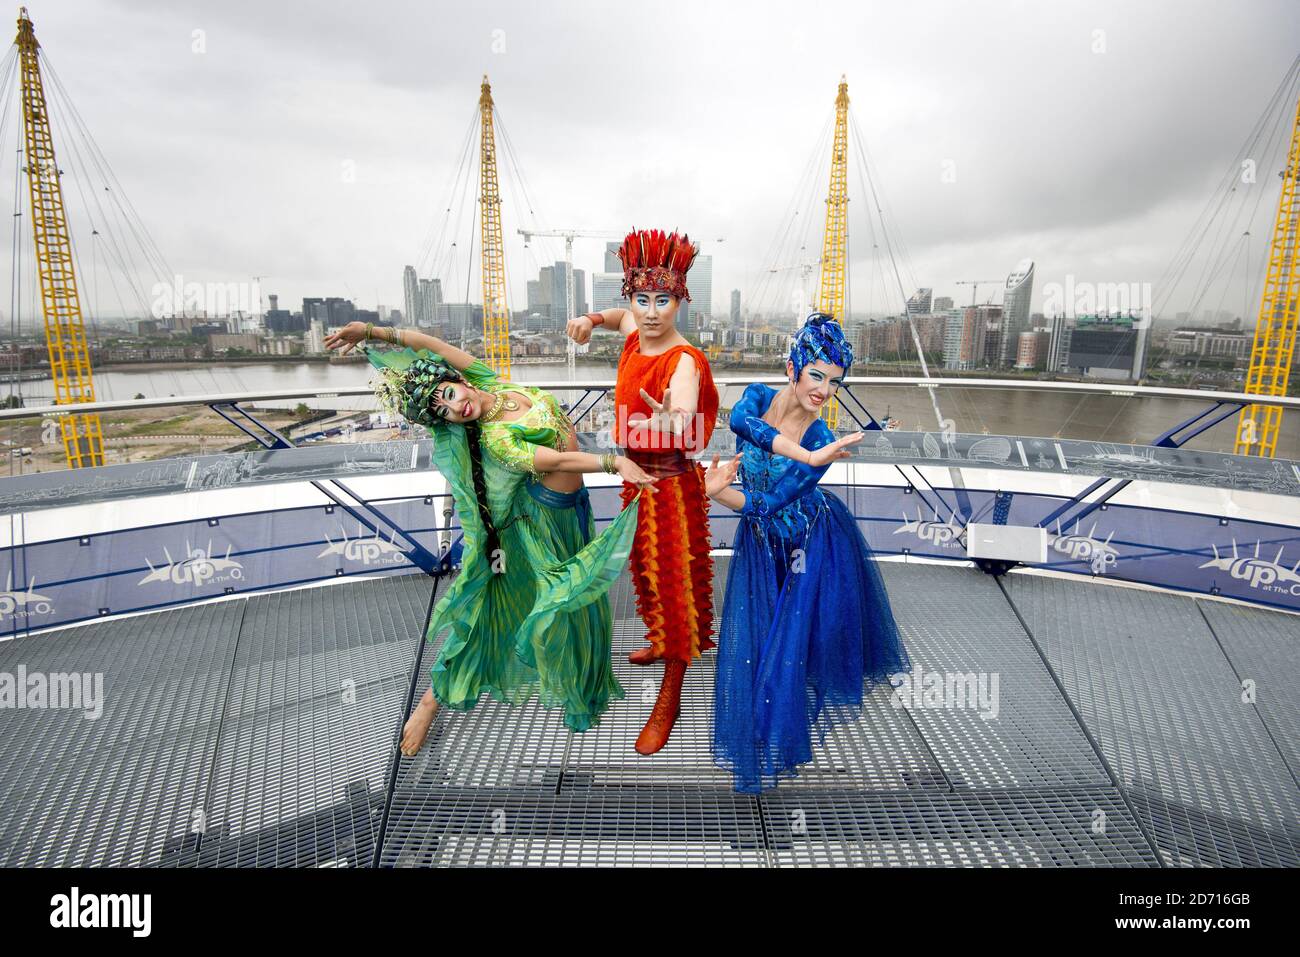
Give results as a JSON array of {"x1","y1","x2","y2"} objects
[{"x1": 788, "y1": 311, "x2": 854, "y2": 381}]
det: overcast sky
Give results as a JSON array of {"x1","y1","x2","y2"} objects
[{"x1": 2, "y1": 0, "x2": 1298, "y2": 324}]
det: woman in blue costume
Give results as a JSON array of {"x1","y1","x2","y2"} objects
[
  {"x1": 324, "y1": 320, "x2": 655, "y2": 755},
  {"x1": 703, "y1": 312, "x2": 911, "y2": 793}
]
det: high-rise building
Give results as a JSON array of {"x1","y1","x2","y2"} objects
[
  {"x1": 302, "y1": 297, "x2": 356, "y2": 328},
  {"x1": 592, "y1": 273, "x2": 625, "y2": 312},
  {"x1": 537, "y1": 265, "x2": 555, "y2": 319},
  {"x1": 1047, "y1": 313, "x2": 1069, "y2": 372},
  {"x1": 573, "y1": 268, "x2": 587, "y2": 317},
  {"x1": 418, "y1": 278, "x2": 441, "y2": 327},
  {"x1": 1059, "y1": 314, "x2": 1148, "y2": 381},
  {"x1": 999, "y1": 260, "x2": 1035, "y2": 366},
  {"x1": 604, "y1": 242, "x2": 623, "y2": 273},
  {"x1": 549, "y1": 262, "x2": 570, "y2": 327},
  {"x1": 730, "y1": 289, "x2": 741, "y2": 323},
  {"x1": 980, "y1": 305, "x2": 1004, "y2": 366},
  {"x1": 906, "y1": 288, "x2": 933, "y2": 317},
  {"x1": 932, "y1": 295, "x2": 954, "y2": 313},
  {"x1": 402, "y1": 266, "x2": 419, "y2": 330},
  {"x1": 1015, "y1": 328, "x2": 1052, "y2": 370},
  {"x1": 943, "y1": 306, "x2": 996, "y2": 370},
  {"x1": 307, "y1": 318, "x2": 326, "y2": 353},
  {"x1": 543, "y1": 261, "x2": 587, "y2": 327},
  {"x1": 435, "y1": 303, "x2": 483, "y2": 339},
  {"x1": 263, "y1": 307, "x2": 302, "y2": 334},
  {"x1": 691, "y1": 254, "x2": 713, "y2": 318}
]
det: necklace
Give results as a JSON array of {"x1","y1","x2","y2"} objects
[{"x1": 481, "y1": 390, "x2": 521, "y2": 423}]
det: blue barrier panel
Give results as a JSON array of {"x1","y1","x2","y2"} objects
[
  {"x1": 0, "y1": 485, "x2": 634, "y2": 637},
  {"x1": 2, "y1": 480, "x2": 1296, "y2": 637},
  {"x1": 830, "y1": 484, "x2": 1300, "y2": 613}
]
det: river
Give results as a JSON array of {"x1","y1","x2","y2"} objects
[{"x1": 11, "y1": 358, "x2": 1298, "y2": 459}]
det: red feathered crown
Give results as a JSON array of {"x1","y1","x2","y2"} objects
[{"x1": 617, "y1": 228, "x2": 699, "y2": 301}]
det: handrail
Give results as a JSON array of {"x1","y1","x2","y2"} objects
[{"x1": 2, "y1": 375, "x2": 1297, "y2": 420}]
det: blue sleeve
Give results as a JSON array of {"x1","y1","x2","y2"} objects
[
  {"x1": 730, "y1": 382, "x2": 778, "y2": 452},
  {"x1": 741, "y1": 419, "x2": 834, "y2": 519}
]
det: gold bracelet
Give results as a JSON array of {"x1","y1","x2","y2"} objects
[{"x1": 365, "y1": 321, "x2": 373, "y2": 340}]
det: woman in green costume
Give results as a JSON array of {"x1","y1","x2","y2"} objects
[{"x1": 324, "y1": 321, "x2": 654, "y2": 754}]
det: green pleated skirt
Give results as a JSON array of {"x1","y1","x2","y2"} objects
[{"x1": 425, "y1": 480, "x2": 640, "y2": 731}]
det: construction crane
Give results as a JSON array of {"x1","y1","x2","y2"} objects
[
  {"x1": 767, "y1": 257, "x2": 822, "y2": 322},
  {"x1": 1236, "y1": 85, "x2": 1300, "y2": 458},
  {"x1": 954, "y1": 279, "x2": 1002, "y2": 307},
  {"x1": 478, "y1": 76, "x2": 512, "y2": 380},
  {"x1": 517, "y1": 227, "x2": 620, "y2": 378},
  {"x1": 814, "y1": 76, "x2": 851, "y2": 429},
  {"x1": 15, "y1": 7, "x2": 104, "y2": 468}
]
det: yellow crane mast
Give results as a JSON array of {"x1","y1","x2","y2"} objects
[
  {"x1": 477, "y1": 75, "x2": 512, "y2": 379},
  {"x1": 1236, "y1": 86, "x2": 1300, "y2": 457},
  {"x1": 815, "y1": 76, "x2": 851, "y2": 429},
  {"x1": 15, "y1": 7, "x2": 104, "y2": 468}
]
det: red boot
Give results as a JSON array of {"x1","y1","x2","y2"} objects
[
  {"x1": 635, "y1": 659, "x2": 686, "y2": 755},
  {"x1": 631, "y1": 636, "x2": 712, "y2": 664},
  {"x1": 628, "y1": 645, "x2": 661, "y2": 666}
]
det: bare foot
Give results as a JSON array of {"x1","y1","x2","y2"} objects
[{"x1": 401, "y1": 690, "x2": 440, "y2": 756}]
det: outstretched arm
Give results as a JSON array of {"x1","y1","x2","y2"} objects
[
  {"x1": 730, "y1": 382, "x2": 863, "y2": 466},
  {"x1": 324, "y1": 321, "x2": 479, "y2": 373},
  {"x1": 736, "y1": 420, "x2": 846, "y2": 519},
  {"x1": 704, "y1": 453, "x2": 746, "y2": 511},
  {"x1": 530, "y1": 445, "x2": 656, "y2": 488},
  {"x1": 381, "y1": 328, "x2": 477, "y2": 373},
  {"x1": 566, "y1": 308, "x2": 636, "y2": 343},
  {"x1": 626, "y1": 352, "x2": 703, "y2": 444}
]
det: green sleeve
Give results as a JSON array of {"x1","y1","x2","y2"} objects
[
  {"x1": 481, "y1": 422, "x2": 558, "y2": 477},
  {"x1": 460, "y1": 358, "x2": 501, "y2": 390}
]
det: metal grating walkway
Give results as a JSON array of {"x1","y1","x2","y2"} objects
[{"x1": 0, "y1": 561, "x2": 1294, "y2": 867}]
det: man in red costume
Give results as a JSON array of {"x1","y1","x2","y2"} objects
[{"x1": 566, "y1": 228, "x2": 719, "y2": 754}]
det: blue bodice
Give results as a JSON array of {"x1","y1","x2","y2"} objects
[{"x1": 730, "y1": 382, "x2": 835, "y2": 543}]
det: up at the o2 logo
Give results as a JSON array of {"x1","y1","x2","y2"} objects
[
  {"x1": 1199, "y1": 540, "x2": 1300, "y2": 596},
  {"x1": 1049, "y1": 522, "x2": 1119, "y2": 574},
  {"x1": 0, "y1": 573, "x2": 53, "y2": 620},
  {"x1": 318, "y1": 525, "x2": 407, "y2": 567},
  {"x1": 138, "y1": 542, "x2": 244, "y2": 589},
  {"x1": 895, "y1": 508, "x2": 963, "y2": 549}
]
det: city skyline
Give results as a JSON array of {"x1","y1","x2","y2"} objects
[{"x1": 0, "y1": 0, "x2": 1294, "y2": 326}]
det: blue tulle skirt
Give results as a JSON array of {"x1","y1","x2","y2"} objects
[{"x1": 713, "y1": 490, "x2": 910, "y2": 793}]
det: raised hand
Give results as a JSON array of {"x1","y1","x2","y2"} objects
[
  {"x1": 704, "y1": 452, "x2": 742, "y2": 498},
  {"x1": 639, "y1": 387, "x2": 689, "y2": 435},
  {"x1": 323, "y1": 321, "x2": 367, "y2": 356},
  {"x1": 808, "y1": 431, "x2": 865, "y2": 468},
  {"x1": 616, "y1": 456, "x2": 658, "y2": 490},
  {"x1": 565, "y1": 315, "x2": 594, "y2": 344}
]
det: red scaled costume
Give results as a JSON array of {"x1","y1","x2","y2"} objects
[{"x1": 612, "y1": 228, "x2": 719, "y2": 754}]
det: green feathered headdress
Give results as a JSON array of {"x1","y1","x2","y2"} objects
[{"x1": 362, "y1": 343, "x2": 465, "y2": 429}]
